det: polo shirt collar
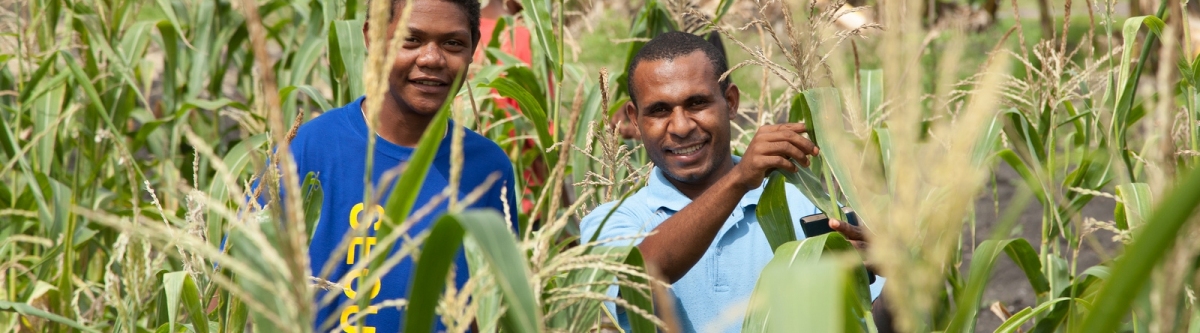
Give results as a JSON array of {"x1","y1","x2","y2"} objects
[{"x1": 643, "y1": 155, "x2": 763, "y2": 213}]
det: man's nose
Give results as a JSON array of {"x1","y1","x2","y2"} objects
[
  {"x1": 415, "y1": 43, "x2": 446, "y2": 69},
  {"x1": 667, "y1": 107, "x2": 695, "y2": 138}
]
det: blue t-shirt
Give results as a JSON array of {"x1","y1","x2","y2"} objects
[{"x1": 288, "y1": 96, "x2": 519, "y2": 332}]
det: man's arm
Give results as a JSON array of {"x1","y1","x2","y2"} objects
[{"x1": 638, "y1": 123, "x2": 817, "y2": 283}]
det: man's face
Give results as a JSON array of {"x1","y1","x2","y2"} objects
[
  {"x1": 626, "y1": 51, "x2": 738, "y2": 186},
  {"x1": 370, "y1": 0, "x2": 474, "y2": 117}
]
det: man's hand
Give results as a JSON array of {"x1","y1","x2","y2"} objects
[
  {"x1": 830, "y1": 218, "x2": 881, "y2": 279},
  {"x1": 728, "y1": 123, "x2": 819, "y2": 192}
]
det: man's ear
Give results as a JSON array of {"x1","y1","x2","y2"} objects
[
  {"x1": 362, "y1": 21, "x2": 370, "y2": 49},
  {"x1": 724, "y1": 83, "x2": 740, "y2": 120},
  {"x1": 623, "y1": 101, "x2": 640, "y2": 137}
]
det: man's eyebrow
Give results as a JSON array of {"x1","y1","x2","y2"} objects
[
  {"x1": 684, "y1": 94, "x2": 713, "y2": 103},
  {"x1": 407, "y1": 27, "x2": 471, "y2": 38},
  {"x1": 641, "y1": 101, "x2": 671, "y2": 113}
]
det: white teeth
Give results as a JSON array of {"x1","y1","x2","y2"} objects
[
  {"x1": 671, "y1": 144, "x2": 702, "y2": 155},
  {"x1": 415, "y1": 80, "x2": 444, "y2": 86}
]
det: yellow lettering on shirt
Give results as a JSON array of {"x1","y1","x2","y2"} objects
[
  {"x1": 339, "y1": 305, "x2": 379, "y2": 333},
  {"x1": 349, "y1": 203, "x2": 383, "y2": 230},
  {"x1": 346, "y1": 237, "x2": 377, "y2": 264}
]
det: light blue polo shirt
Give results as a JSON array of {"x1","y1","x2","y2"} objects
[{"x1": 580, "y1": 156, "x2": 884, "y2": 333}]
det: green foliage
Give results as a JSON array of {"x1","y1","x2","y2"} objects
[
  {"x1": 742, "y1": 233, "x2": 872, "y2": 333},
  {"x1": 757, "y1": 173, "x2": 798, "y2": 253},
  {"x1": 6, "y1": 0, "x2": 1200, "y2": 332}
]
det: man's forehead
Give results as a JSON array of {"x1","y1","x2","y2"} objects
[{"x1": 633, "y1": 52, "x2": 718, "y2": 99}]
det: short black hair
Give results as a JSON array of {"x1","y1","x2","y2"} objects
[
  {"x1": 627, "y1": 31, "x2": 730, "y2": 106},
  {"x1": 367, "y1": 0, "x2": 482, "y2": 49}
]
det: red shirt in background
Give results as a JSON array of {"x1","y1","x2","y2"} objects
[{"x1": 475, "y1": 17, "x2": 545, "y2": 216}]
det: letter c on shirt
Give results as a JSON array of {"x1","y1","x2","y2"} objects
[{"x1": 343, "y1": 269, "x2": 381, "y2": 299}]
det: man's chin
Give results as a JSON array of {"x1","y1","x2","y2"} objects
[{"x1": 662, "y1": 166, "x2": 710, "y2": 185}]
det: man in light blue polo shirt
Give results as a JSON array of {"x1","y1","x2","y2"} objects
[{"x1": 580, "y1": 31, "x2": 886, "y2": 332}]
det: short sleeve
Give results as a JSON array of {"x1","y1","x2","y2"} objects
[
  {"x1": 579, "y1": 201, "x2": 650, "y2": 248},
  {"x1": 578, "y1": 200, "x2": 651, "y2": 328}
]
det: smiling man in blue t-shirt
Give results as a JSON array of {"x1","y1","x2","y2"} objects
[{"x1": 280, "y1": 0, "x2": 518, "y2": 332}]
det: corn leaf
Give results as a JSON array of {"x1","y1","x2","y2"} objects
[
  {"x1": 164, "y1": 271, "x2": 210, "y2": 333},
  {"x1": 300, "y1": 172, "x2": 323, "y2": 243},
  {"x1": 757, "y1": 173, "x2": 798, "y2": 252},
  {"x1": 1079, "y1": 168, "x2": 1200, "y2": 332},
  {"x1": 404, "y1": 210, "x2": 542, "y2": 333},
  {"x1": 0, "y1": 301, "x2": 99, "y2": 333},
  {"x1": 1114, "y1": 183, "x2": 1152, "y2": 230},
  {"x1": 994, "y1": 297, "x2": 1075, "y2": 333},
  {"x1": 803, "y1": 88, "x2": 863, "y2": 221},
  {"x1": 487, "y1": 77, "x2": 555, "y2": 162},
  {"x1": 1031, "y1": 265, "x2": 1109, "y2": 333},
  {"x1": 858, "y1": 69, "x2": 883, "y2": 125},
  {"x1": 618, "y1": 246, "x2": 658, "y2": 333},
  {"x1": 329, "y1": 20, "x2": 365, "y2": 100},
  {"x1": 742, "y1": 233, "x2": 870, "y2": 333},
  {"x1": 945, "y1": 238, "x2": 1049, "y2": 333},
  {"x1": 518, "y1": 0, "x2": 560, "y2": 77}
]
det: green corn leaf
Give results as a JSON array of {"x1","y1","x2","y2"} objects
[
  {"x1": 945, "y1": 238, "x2": 1049, "y2": 333},
  {"x1": 300, "y1": 172, "x2": 323, "y2": 243},
  {"x1": 519, "y1": 0, "x2": 560, "y2": 77},
  {"x1": 619, "y1": 246, "x2": 658, "y2": 333},
  {"x1": 1031, "y1": 265, "x2": 1109, "y2": 333},
  {"x1": 205, "y1": 133, "x2": 267, "y2": 247},
  {"x1": 998, "y1": 149, "x2": 1047, "y2": 204},
  {"x1": 154, "y1": 0, "x2": 191, "y2": 50},
  {"x1": 972, "y1": 112, "x2": 1004, "y2": 166},
  {"x1": 994, "y1": 297, "x2": 1075, "y2": 333},
  {"x1": 0, "y1": 301, "x2": 99, "y2": 332},
  {"x1": 1114, "y1": 183, "x2": 1152, "y2": 230},
  {"x1": 185, "y1": 0, "x2": 214, "y2": 100},
  {"x1": 483, "y1": 17, "x2": 509, "y2": 64},
  {"x1": 553, "y1": 245, "x2": 658, "y2": 332},
  {"x1": 329, "y1": 20, "x2": 365, "y2": 100},
  {"x1": 1113, "y1": 16, "x2": 1165, "y2": 111},
  {"x1": 742, "y1": 233, "x2": 870, "y2": 333},
  {"x1": 404, "y1": 210, "x2": 542, "y2": 333},
  {"x1": 164, "y1": 272, "x2": 210, "y2": 333},
  {"x1": 1112, "y1": 14, "x2": 1166, "y2": 180},
  {"x1": 486, "y1": 77, "x2": 555, "y2": 162},
  {"x1": 757, "y1": 173, "x2": 798, "y2": 252},
  {"x1": 858, "y1": 69, "x2": 883, "y2": 124},
  {"x1": 713, "y1": 0, "x2": 736, "y2": 23},
  {"x1": 803, "y1": 88, "x2": 866, "y2": 221},
  {"x1": 1079, "y1": 168, "x2": 1200, "y2": 333}
]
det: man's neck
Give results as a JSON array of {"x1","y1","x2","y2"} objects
[
  {"x1": 668, "y1": 157, "x2": 736, "y2": 200},
  {"x1": 373, "y1": 96, "x2": 437, "y2": 147}
]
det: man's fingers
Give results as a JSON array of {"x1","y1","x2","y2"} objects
[
  {"x1": 831, "y1": 219, "x2": 866, "y2": 241},
  {"x1": 767, "y1": 141, "x2": 810, "y2": 168},
  {"x1": 764, "y1": 156, "x2": 799, "y2": 174},
  {"x1": 772, "y1": 122, "x2": 811, "y2": 135},
  {"x1": 849, "y1": 240, "x2": 868, "y2": 251},
  {"x1": 759, "y1": 128, "x2": 819, "y2": 156}
]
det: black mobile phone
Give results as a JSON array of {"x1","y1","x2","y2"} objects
[{"x1": 799, "y1": 207, "x2": 859, "y2": 238}]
